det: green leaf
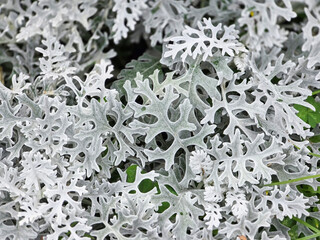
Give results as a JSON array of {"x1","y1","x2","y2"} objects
[
  {"x1": 309, "y1": 135, "x2": 320, "y2": 143},
  {"x1": 71, "y1": 222, "x2": 78, "y2": 227},
  {"x1": 126, "y1": 164, "x2": 138, "y2": 183},
  {"x1": 156, "y1": 201, "x2": 170, "y2": 213},
  {"x1": 306, "y1": 217, "x2": 320, "y2": 233},
  {"x1": 296, "y1": 232, "x2": 320, "y2": 240},
  {"x1": 83, "y1": 233, "x2": 95, "y2": 240},
  {"x1": 112, "y1": 52, "x2": 163, "y2": 97},
  {"x1": 297, "y1": 184, "x2": 320, "y2": 196},
  {"x1": 295, "y1": 96, "x2": 320, "y2": 128},
  {"x1": 138, "y1": 179, "x2": 155, "y2": 193},
  {"x1": 292, "y1": 217, "x2": 320, "y2": 234},
  {"x1": 281, "y1": 217, "x2": 300, "y2": 239},
  {"x1": 165, "y1": 184, "x2": 178, "y2": 196}
]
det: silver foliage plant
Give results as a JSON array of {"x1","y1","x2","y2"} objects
[{"x1": 0, "y1": 0, "x2": 320, "y2": 239}]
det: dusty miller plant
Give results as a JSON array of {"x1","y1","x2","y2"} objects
[{"x1": 0, "y1": 0, "x2": 320, "y2": 239}]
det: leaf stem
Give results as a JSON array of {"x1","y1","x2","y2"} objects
[
  {"x1": 292, "y1": 217, "x2": 320, "y2": 233},
  {"x1": 293, "y1": 144, "x2": 320, "y2": 158},
  {"x1": 312, "y1": 89, "x2": 320, "y2": 96},
  {"x1": 265, "y1": 174, "x2": 320, "y2": 187},
  {"x1": 296, "y1": 231, "x2": 320, "y2": 240}
]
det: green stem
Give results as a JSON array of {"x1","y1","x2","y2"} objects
[
  {"x1": 296, "y1": 231, "x2": 320, "y2": 240},
  {"x1": 265, "y1": 143, "x2": 320, "y2": 186},
  {"x1": 293, "y1": 144, "x2": 320, "y2": 158},
  {"x1": 308, "y1": 151, "x2": 320, "y2": 158},
  {"x1": 265, "y1": 174, "x2": 320, "y2": 187},
  {"x1": 311, "y1": 152, "x2": 320, "y2": 158},
  {"x1": 312, "y1": 89, "x2": 320, "y2": 96},
  {"x1": 292, "y1": 217, "x2": 320, "y2": 233}
]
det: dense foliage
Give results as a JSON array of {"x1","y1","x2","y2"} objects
[{"x1": 0, "y1": 0, "x2": 320, "y2": 239}]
